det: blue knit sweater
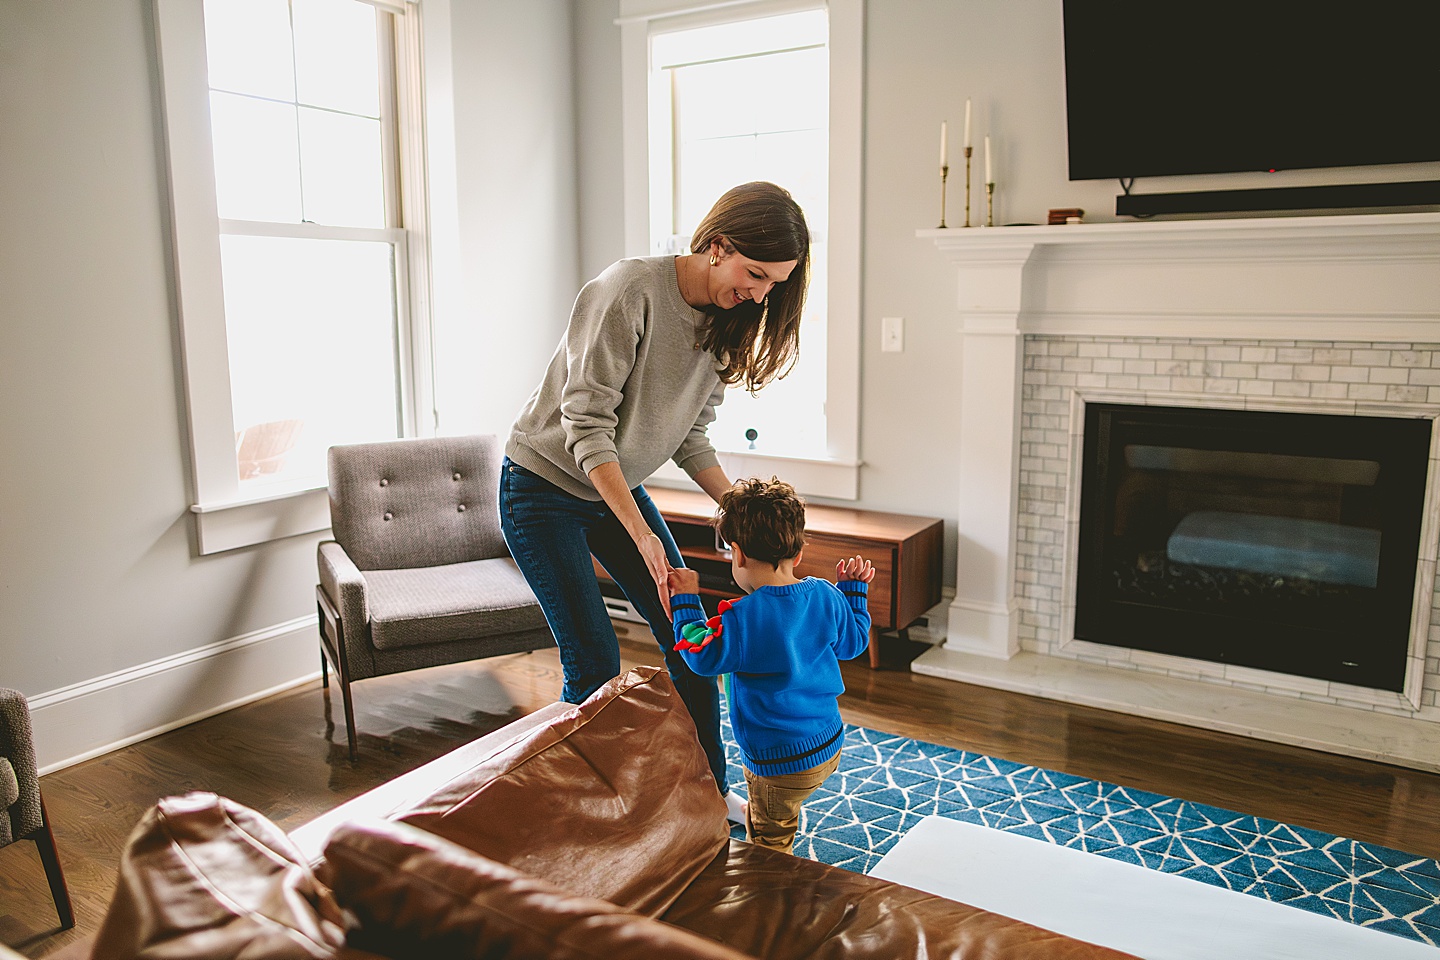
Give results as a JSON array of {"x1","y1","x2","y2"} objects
[{"x1": 672, "y1": 577, "x2": 870, "y2": 776}]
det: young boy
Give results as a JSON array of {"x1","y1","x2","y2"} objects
[{"x1": 667, "y1": 476, "x2": 874, "y2": 854}]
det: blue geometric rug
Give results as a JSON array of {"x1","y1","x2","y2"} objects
[{"x1": 721, "y1": 718, "x2": 1440, "y2": 948}]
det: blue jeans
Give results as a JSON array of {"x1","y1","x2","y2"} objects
[{"x1": 498, "y1": 457, "x2": 726, "y2": 792}]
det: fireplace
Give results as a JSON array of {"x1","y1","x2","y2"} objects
[
  {"x1": 913, "y1": 215, "x2": 1440, "y2": 771},
  {"x1": 1074, "y1": 402, "x2": 1431, "y2": 692}
]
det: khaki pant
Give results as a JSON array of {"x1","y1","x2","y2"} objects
[{"x1": 743, "y1": 752, "x2": 842, "y2": 855}]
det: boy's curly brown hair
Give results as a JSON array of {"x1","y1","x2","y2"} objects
[{"x1": 715, "y1": 476, "x2": 806, "y2": 566}]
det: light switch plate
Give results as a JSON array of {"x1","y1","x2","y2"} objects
[{"x1": 881, "y1": 316, "x2": 904, "y2": 352}]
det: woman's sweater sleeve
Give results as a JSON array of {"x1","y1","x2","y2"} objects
[
  {"x1": 672, "y1": 380, "x2": 725, "y2": 477},
  {"x1": 560, "y1": 276, "x2": 644, "y2": 476}
]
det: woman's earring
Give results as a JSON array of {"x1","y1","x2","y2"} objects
[{"x1": 709, "y1": 254, "x2": 717, "y2": 266}]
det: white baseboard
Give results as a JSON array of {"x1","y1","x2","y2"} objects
[
  {"x1": 602, "y1": 595, "x2": 648, "y2": 624},
  {"x1": 29, "y1": 617, "x2": 321, "y2": 773}
]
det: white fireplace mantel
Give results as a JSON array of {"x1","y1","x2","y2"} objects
[
  {"x1": 912, "y1": 211, "x2": 1440, "y2": 773},
  {"x1": 919, "y1": 211, "x2": 1440, "y2": 342}
]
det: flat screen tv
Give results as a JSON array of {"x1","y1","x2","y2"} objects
[{"x1": 1062, "y1": 1, "x2": 1440, "y2": 182}]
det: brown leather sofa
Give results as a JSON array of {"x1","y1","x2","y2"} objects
[{"x1": 68, "y1": 665, "x2": 1138, "y2": 959}]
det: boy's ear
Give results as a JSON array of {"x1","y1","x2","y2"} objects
[
  {"x1": 793, "y1": 547, "x2": 804, "y2": 567},
  {"x1": 730, "y1": 543, "x2": 746, "y2": 567}
]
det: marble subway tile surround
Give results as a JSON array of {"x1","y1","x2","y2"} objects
[{"x1": 1019, "y1": 336, "x2": 1440, "y2": 719}]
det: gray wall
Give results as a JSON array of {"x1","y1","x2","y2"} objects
[
  {"x1": 0, "y1": 0, "x2": 579, "y2": 741},
  {"x1": 438, "y1": 0, "x2": 580, "y2": 439},
  {"x1": 0, "y1": 0, "x2": 323, "y2": 698},
  {"x1": 570, "y1": 0, "x2": 1440, "y2": 587}
]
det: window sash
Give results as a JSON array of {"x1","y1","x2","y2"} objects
[
  {"x1": 660, "y1": 33, "x2": 830, "y2": 459},
  {"x1": 154, "y1": 0, "x2": 437, "y2": 552},
  {"x1": 620, "y1": 0, "x2": 863, "y2": 499}
]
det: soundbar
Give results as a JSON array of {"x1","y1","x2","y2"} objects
[{"x1": 1115, "y1": 180, "x2": 1440, "y2": 217}]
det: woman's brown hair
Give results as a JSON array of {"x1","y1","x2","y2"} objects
[{"x1": 691, "y1": 181, "x2": 811, "y2": 393}]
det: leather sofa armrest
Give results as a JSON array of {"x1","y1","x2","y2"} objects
[
  {"x1": 288, "y1": 701, "x2": 575, "y2": 864},
  {"x1": 663, "y1": 839, "x2": 1144, "y2": 960},
  {"x1": 322, "y1": 818, "x2": 755, "y2": 960},
  {"x1": 88, "y1": 793, "x2": 347, "y2": 960},
  {"x1": 393, "y1": 666, "x2": 729, "y2": 916},
  {"x1": 38, "y1": 937, "x2": 389, "y2": 960}
]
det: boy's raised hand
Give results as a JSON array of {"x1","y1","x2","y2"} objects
[
  {"x1": 836, "y1": 555, "x2": 876, "y2": 584},
  {"x1": 667, "y1": 566, "x2": 701, "y2": 596}
]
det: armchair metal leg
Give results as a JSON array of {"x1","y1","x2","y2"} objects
[{"x1": 29, "y1": 799, "x2": 74, "y2": 929}]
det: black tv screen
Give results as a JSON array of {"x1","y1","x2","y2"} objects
[{"x1": 1062, "y1": 1, "x2": 1440, "y2": 181}]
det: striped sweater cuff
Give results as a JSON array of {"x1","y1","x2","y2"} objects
[
  {"x1": 671, "y1": 593, "x2": 706, "y2": 622},
  {"x1": 837, "y1": 579, "x2": 869, "y2": 611}
]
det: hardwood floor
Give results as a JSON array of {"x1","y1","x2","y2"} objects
[{"x1": 6, "y1": 625, "x2": 1440, "y2": 958}]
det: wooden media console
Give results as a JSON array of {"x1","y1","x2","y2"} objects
[{"x1": 597, "y1": 486, "x2": 944, "y2": 669}]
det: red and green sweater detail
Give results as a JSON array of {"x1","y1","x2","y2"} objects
[{"x1": 673, "y1": 598, "x2": 735, "y2": 653}]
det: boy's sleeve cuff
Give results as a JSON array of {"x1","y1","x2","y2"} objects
[
  {"x1": 671, "y1": 593, "x2": 706, "y2": 618},
  {"x1": 838, "y1": 579, "x2": 868, "y2": 611}
]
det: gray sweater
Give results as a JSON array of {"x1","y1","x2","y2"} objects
[{"x1": 506, "y1": 256, "x2": 725, "y2": 501}]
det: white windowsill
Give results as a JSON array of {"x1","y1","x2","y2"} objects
[
  {"x1": 189, "y1": 486, "x2": 332, "y2": 555},
  {"x1": 647, "y1": 450, "x2": 861, "y2": 500}
]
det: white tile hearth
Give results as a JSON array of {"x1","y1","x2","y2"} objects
[{"x1": 911, "y1": 645, "x2": 1440, "y2": 774}]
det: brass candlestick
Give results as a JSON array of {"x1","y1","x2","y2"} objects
[
  {"x1": 964, "y1": 146, "x2": 974, "y2": 227},
  {"x1": 985, "y1": 181, "x2": 995, "y2": 227},
  {"x1": 937, "y1": 164, "x2": 950, "y2": 228}
]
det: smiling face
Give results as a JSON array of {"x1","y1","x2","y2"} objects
[{"x1": 706, "y1": 239, "x2": 797, "y2": 310}]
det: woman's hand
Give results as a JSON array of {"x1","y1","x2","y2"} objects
[
  {"x1": 836, "y1": 555, "x2": 876, "y2": 584},
  {"x1": 638, "y1": 532, "x2": 674, "y2": 618},
  {"x1": 586, "y1": 462, "x2": 677, "y2": 618}
]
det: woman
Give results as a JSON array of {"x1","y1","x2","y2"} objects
[{"x1": 498, "y1": 181, "x2": 811, "y2": 811}]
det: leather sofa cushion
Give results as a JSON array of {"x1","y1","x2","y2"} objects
[
  {"x1": 323, "y1": 817, "x2": 754, "y2": 960},
  {"x1": 661, "y1": 839, "x2": 1142, "y2": 960},
  {"x1": 394, "y1": 665, "x2": 729, "y2": 916},
  {"x1": 88, "y1": 792, "x2": 349, "y2": 960}
]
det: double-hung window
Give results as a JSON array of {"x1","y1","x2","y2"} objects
[
  {"x1": 154, "y1": 0, "x2": 440, "y2": 553},
  {"x1": 620, "y1": 0, "x2": 863, "y2": 500}
]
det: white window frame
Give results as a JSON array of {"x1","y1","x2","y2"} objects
[
  {"x1": 618, "y1": 0, "x2": 863, "y2": 500},
  {"x1": 153, "y1": 0, "x2": 458, "y2": 554}
]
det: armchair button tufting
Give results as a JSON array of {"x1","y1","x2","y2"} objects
[
  {"x1": 457, "y1": 504, "x2": 467, "y2": 512},
  {"x1": 379, "y1": 478, "x2": 389, "y2": 487},
  {"x1": 383, "y1": 511, "x2": 393, "y2": 521},
  {"x1": 453, "y1": 472, "x2": 461, "y2": 481}
]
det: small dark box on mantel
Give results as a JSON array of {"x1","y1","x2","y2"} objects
[{"x1": 1048, "y1": 207, "x2": 1084, "y2": 224}]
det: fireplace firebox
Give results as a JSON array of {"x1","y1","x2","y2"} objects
[{"x1": 1075, "y1": 403, "x2": 1432, "y2": 692}]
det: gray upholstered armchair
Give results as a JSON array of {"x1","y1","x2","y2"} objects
[
  {"x1": 0, "y1": 687, "x2": 74, "y2": 929},
  {"x1": 316, "y1": 435, "x2": 554, "y2": 760}
]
